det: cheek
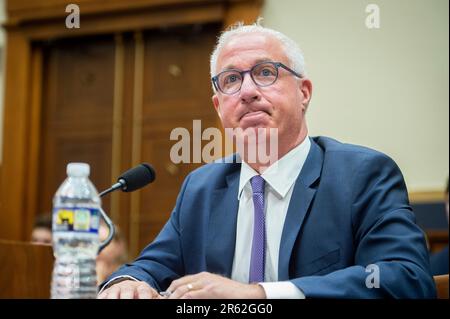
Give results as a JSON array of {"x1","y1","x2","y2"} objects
[
  {"x1": 276, "y1": 83, "x2": 303, "y2": 110},
  {"x1": 263, "y1": 83, "x2": 293, "y2": 105},
  {"x1": 218, "y1": 98, "x2": 238, "y2": 119},
  {"x1": 268, "y1": 94, "x2": 303, "y2": 124},
  {"x1": 262, "y1": 89, "x2": 288, "y2": 112}
]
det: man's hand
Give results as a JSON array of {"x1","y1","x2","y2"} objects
[
  {"x1": 97, "y1": 280, "x2": 160, "y2": 299},
  {"x1": 166, "y1": 272, "x2": 266, "y2": 299}
]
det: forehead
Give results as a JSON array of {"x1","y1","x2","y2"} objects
[
  {"x1": 32, "y1": 228, "x2": 52, "y2": 237},
  {"x1": 216, "y1": 33, "x2": 287, "y2": 71}
]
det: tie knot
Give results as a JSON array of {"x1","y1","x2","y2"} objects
[{"x1": 250, "y1": 175, "x2": 265, "y2": 194}]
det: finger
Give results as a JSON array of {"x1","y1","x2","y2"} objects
[
  {"x1": 136, "y1": 284, "x2": 156, "y2": 299},
  {"x1": 168, "y1": 271, "x2": 210, "y2": 293},
  {"x1": 180, "y1": 289, "x2": 207, "y2": 299},
  {"x1": 119, "y1": 286, "x2": 136, "y2": 299},
  {"x1": 167, "y1": 274, "x2": 196, "y2": 293},
  {"x1": 97, "y1": 291, "x2": 107, "y2": 299},
  {"x1": 168, "y1": 283, "x2": 192, "y2": 299},
  {"x1": 105, "y1": 286, "x2": 120, "y2": 299},
  {"x1": 97, "y1": 288, "x2": 109, "y2": 299}
]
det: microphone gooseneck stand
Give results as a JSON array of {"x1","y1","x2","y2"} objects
[{"x1": 96, "y1": 163, "x2": 156, "y2": 253}]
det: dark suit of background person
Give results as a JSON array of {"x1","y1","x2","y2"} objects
[
  {"x1": 99, "y1": 24, "x2": 436, "y2": 299},
  {"x1": 430, "y1": 180, "x2": 449, "y2": 276}
]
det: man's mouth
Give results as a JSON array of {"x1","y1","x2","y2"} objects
[{"x1": 240, "y1": 110, "x2": 270, "y2": 121}]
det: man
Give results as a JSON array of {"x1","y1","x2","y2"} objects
[
  {"x1": 31, "y1": 214, "x2": 52, "y2": 245},
  {"x1": 98, "y1": 23, "x2": 435, "y2": 299}
]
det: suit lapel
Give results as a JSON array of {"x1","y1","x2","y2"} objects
[
  {"x1": 205, "y1": 167, "x2": 240, "y2": 278},
  {"x1": 278, "y1": 140, "x2": 324, "y2": 280}
]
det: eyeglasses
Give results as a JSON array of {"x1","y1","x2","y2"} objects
[{"x1": 211, "y1": 61, "x2": 302, "y2": 95}]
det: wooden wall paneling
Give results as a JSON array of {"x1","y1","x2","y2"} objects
[
  {"x1": 129, "y1": 31, "x2": 145, "y2": 258},
  {"x1": 110, "y1": 34, "x2": 125, "y2": 224},
  {"x1": 16, "y1": 3, "x2": 225, "y2": 41},
  {"x1": 0, "y1": 165, "x2": 2, "y2": 212},
  {"x1": 136, "y1": 25, "x2": 220, "y2": 251},
  {"x1": 409, "y1": 191, "x2": 447, "y2": 203},
  {"x1": 115, "y1": 35, "x2": 137, "y2": 248},
  {"x1": 7, "y1": 0, "x2": 214, "y2": 24},
  {"x1": 0, "y1": 30, "x2": 31, "y2": 240},
  {"x1": 7, "y1": 0, "x2": 262, "y2": 41},
  {"x1": 38, "y1": 41, "x2": 59, "y2": 219},
  {"x1": 224, "y1": 0, "x2": 263, "y2": 27},
  {"x1": 139, "y1": 117, "x2": 219, "y2": 247},
  {"x1": 24, "y1": 46, "x2": 44, "y2": 239},
  {"x1": 0, "y1": 240, "x2": 53, "y2": 298},
  {"x1": 427, "y1": 230, "x2": 449, "y2": 253}
]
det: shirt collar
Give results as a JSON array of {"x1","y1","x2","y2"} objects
[{"x1": 238, "y1": 136, "x2": 311, "y2": 200}]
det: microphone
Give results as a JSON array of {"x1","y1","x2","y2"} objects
[
  {"x1": 99, "y1": 163, "x2": 156, "y2": 197},
  {"x1": 97, "y1": 163, "x2": 156, "y2": 253}
]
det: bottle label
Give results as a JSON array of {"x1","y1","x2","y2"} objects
[{"x1": 53, "y1": 207, "x2": 100, "y2": 233}]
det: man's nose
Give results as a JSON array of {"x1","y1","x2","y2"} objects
[{"x1": 239, "y1": 73, "x2": 260, "y2": 104}]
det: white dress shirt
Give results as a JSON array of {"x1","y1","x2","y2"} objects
[{"x1": 231, "y1": 136, "x2": 311, "y2": 298}]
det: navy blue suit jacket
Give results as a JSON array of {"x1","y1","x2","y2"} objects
[{"x1": 107, "y1": 136, "x2": 436, "y2": 298}]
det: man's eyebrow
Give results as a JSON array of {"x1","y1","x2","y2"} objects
[{"x1": 221, "y1": 58, "x2": 274, "y2": 72}]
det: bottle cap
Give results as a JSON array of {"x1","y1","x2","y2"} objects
[{"x1": 67, "y1": 163, "x2": 90, "y2": 177}]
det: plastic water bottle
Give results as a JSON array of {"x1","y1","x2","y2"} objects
[{"x1": 51, "y1": 163, "x2": 101, "y2": 299}]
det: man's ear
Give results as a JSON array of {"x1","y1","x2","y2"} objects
[
  {"x1": 299, "y1": 78, "x2": 313, "y2": 111},
  {"x1": 212, "y1": 94, "x2": 222, "y2": 119}
]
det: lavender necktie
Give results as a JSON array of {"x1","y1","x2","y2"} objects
[{"x1": 249, "y1": 175, "x2": 266, "y2": 283}]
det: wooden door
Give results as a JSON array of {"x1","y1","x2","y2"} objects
[{"x1": 39, "y1": 35, "x2": 116, "y2": 218}]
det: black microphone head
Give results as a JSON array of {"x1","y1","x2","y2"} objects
[{"x1": 118, "y1": 163, "x2": 156, "y2": 192}]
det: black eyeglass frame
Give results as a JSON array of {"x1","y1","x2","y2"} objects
[{"x1": 211, "y1": 61, "x2": 303, "y2": 95}]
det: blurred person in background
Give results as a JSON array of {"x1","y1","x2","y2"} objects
[
  {"x1": 31, "y1": 213, "x2": 52, "y2": 245},
  {"x1": 430, "y1": 179, "x2": 449, "y2": 276}
]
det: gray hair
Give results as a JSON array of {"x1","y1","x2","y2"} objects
[{"x1": 210, "y1": 20, "x2": 307, "y2": 91}]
